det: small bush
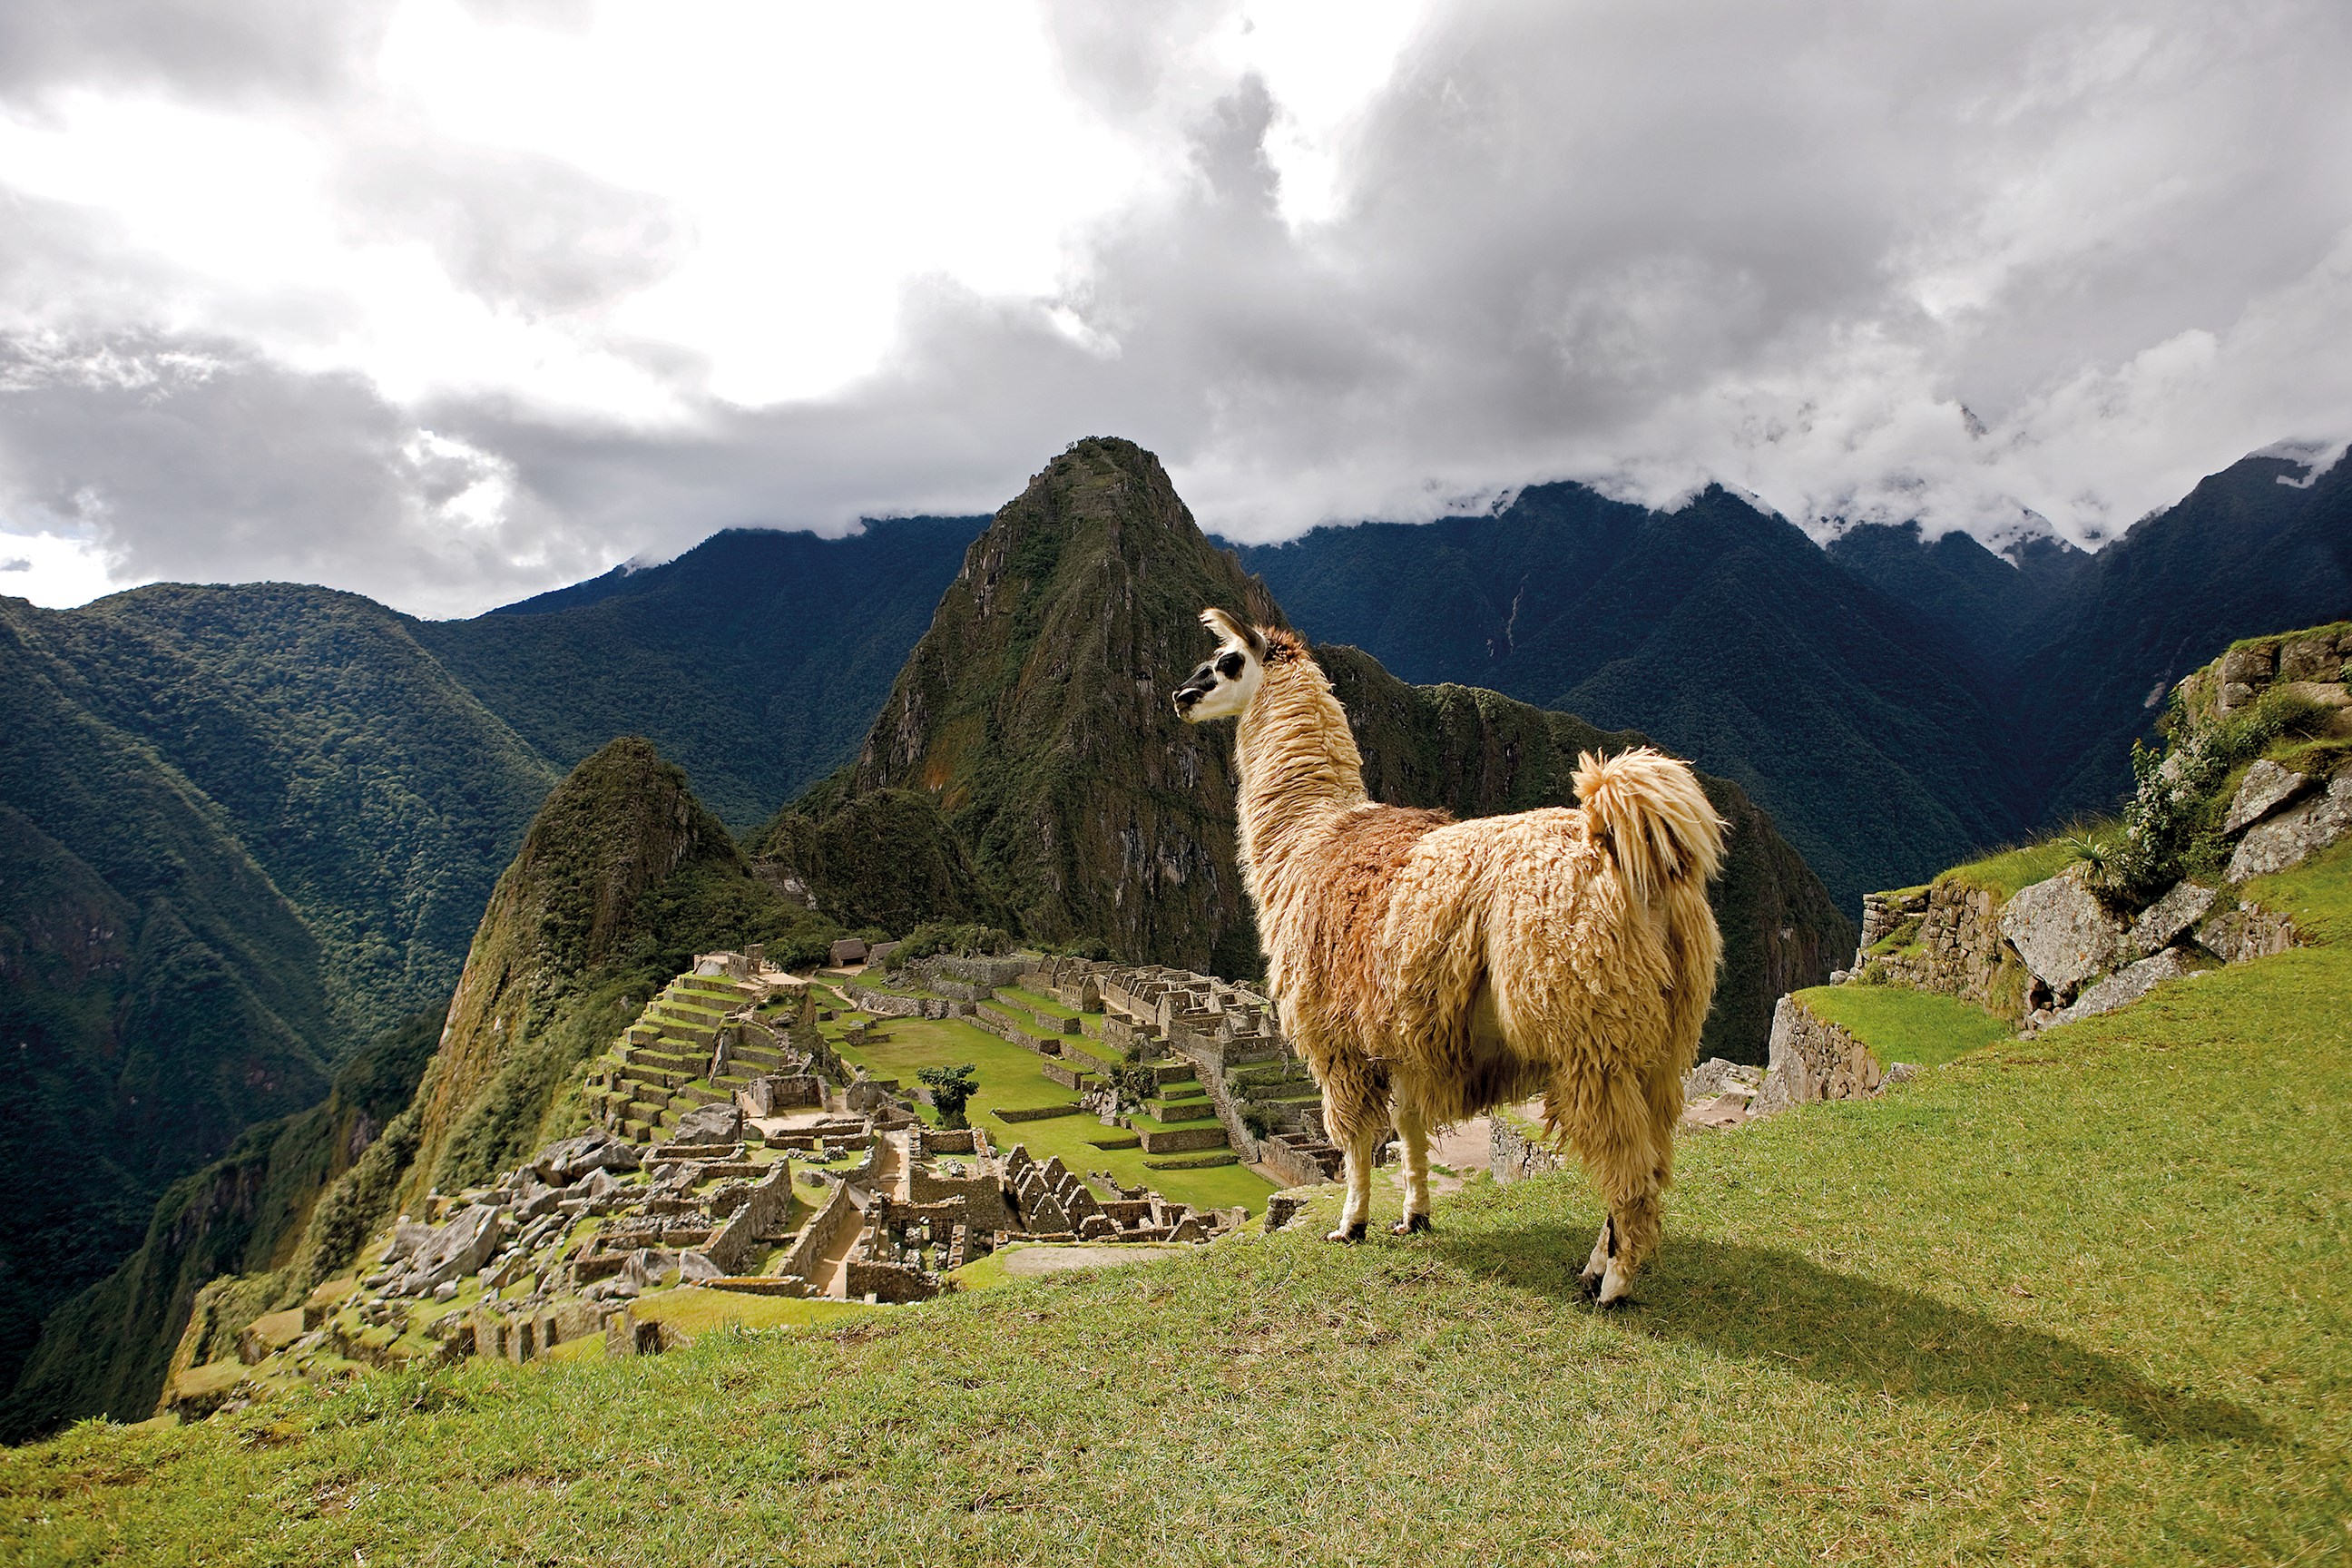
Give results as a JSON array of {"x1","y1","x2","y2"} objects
[
  {"x1": 916, "y1": 1063, "x2": 979, "y2": 1130},
  {"x1": 891, "y1": 922, "x2": 1015, "y2": 966},
  {"x1": 1240, "y1": 1104, "x2": 1277, "y2": 1140},
  {"x1": 2100, "y1": 687, "x2": 2333, "y2": 901}
]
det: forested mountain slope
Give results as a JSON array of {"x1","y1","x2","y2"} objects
[
  {"x1": 1235, "y1": 446, "x2": 2352, "y2": 904},
  {"x1": 411, "y1": 518, "x2": 979, "y2": 831}
]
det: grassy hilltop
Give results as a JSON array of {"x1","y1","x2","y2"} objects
[{"x1": 7, "y1": 841, "x2": 2344, "y2": 1563}]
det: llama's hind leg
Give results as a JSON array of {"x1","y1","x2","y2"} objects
[
  {"x1": 1320, "y1": 1063, "x2": 1388, "y2": 1243},
  {"x1": 1389, "y1": 1102, "x2": 1432, "y2": 1235},
  {"x1": 1328, "y1": 1132, "x2": 1380, "y2": 1242},
  {"x1": 1558, "y1": 1079, "x2": 1672, "y2": 1306}
]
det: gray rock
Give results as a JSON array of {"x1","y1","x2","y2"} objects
[
  {"x1": 1997, "y1": 869, "x2": 2123, "y2": 995},
  {"x1": 2125, "y1": 881, "x2": 2218, "y2": 958},
  {"x1": 2055, "y1": 948, "x2": 2201, "y2": 1024},
  {"x1": 1880, "y1": 1062, "x2": 1921, "y2": 1087},
  {"x1": 531, "y1": 1130, "x2": 640, "y2": 1185},
  {"x1": 671, "y1": 1102, "x2": 744, "y2": 1146},
  {"x1": 432, "y1": 1280, "x2": 459, "y2": 1302},
  {"x1": 1682, "y1": 1057, "x2": 1761, "y2": 1100},
  {"x1": 2227, "y1": 771, "x2": 2352, "y2": 880},
  {"x1": 2278, "y1": 632, "x2": 2344, "y2": 682},
  {"x1": 2197, "y1": 901, "x2": 2299, "y2": 963},
  {"x1": 404, "y1": 1203, "x2": 505, "y2": 1291},
  {"x1": 381, "y1": 1216, "x2": 432, "y2": 1264},
  {"x1": 677, "y1": 1250, "x2": 722, "y2": 1282},
  {"x1": 2222, "y1": 760, "x2": 2314, "y2": 835},
  {"x1": 1749, "y1": 996, "x2": 1813, "y2": 1118}
]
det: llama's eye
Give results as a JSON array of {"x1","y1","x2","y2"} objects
[{"x1": 1217, "y1": 652, "x2": 1244, "y2": 678}]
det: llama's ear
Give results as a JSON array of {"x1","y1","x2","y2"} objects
[{"x1": 1199, "y1": 607, "x2": 1267, "y2": 657}]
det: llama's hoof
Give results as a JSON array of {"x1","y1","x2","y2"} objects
[
  {"x1": 1389, "y1": 1213, "x2": 1431, "y2": 1236},
  {"x1": 1326, "y1": 1221, "x2": 1367, "y2": 1243}
]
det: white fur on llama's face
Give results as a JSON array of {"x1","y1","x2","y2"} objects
[{"x1": 1172, "y1": 608, "x2": 1264, "y2": 722}]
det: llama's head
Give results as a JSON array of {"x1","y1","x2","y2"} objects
[{"x1": 1174, "y1": 608, "x2": 1267, "y2": 721}]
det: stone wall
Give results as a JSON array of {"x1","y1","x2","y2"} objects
[
  {"x1": 775, "y1": 1179, "x2": 863, "y2": 1284},
  {"x1": 701, "y1": 1160, "x2": 797, "y2": 1275},
  {"x1": 1851, "y1": 880, "x2": 2025, "y2": 1018},
  {"x1": 1749, "y1": 995, "x2": 1888, "y2": 1116}
]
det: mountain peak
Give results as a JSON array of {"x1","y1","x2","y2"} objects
[{"x1": 845, "y1": 436, "x2": 1281, "y2": 968}]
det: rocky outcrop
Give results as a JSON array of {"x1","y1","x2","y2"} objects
[
  {"x1": 2228, "y1": 770, "x2": 2352, "y2": 881},
  {"x1": 2124, "y1": 881, "x2": 2217, "y2": 959},
  {"x1": 1998, "y1": 871, "x2": 2123, "y2": 996},
  {"x1": 2222, "y1": 760, "x2": 2314, "y2": 834}
]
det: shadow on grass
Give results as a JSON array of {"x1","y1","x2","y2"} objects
[{"x1": 1432, "y1": 1224, "x2": 2269, "y2": 1446}]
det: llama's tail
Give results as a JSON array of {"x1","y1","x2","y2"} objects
[{"x1": 1573, "y1": 747, "x2": 1729, "y2": 907}]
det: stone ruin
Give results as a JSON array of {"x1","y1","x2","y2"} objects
[{"x1": 179, "y1": 950, "x2": 1258, "y2": 1411}]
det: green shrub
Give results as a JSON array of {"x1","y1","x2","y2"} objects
[
  {"x1": 916, "y1": 1064, "x2": 979, "y2": 1130},
  {"x1": 888, "y1": 923, "x2": 1015, "y2": 968},
  {"x1": 2102, "y1": 687, "x2": 2332, "y2": 900}
]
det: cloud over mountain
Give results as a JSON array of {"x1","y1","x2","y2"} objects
[{"x1": 0, "y1": 0, "x2": 2347, "y2": 613}]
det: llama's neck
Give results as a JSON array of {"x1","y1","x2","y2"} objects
[{"x1": 1233, "y1": 655, "x2": 1368, "y2": 935}]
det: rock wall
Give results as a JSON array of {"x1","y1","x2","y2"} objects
[
  {"x1": 1749, "y1": 996, "x2": 1894, "y2": 1116},
  {"x1": 1851, "y1": 880, "x2": 2024, "y2": 1017}
]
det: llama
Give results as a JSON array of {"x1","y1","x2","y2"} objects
[{"x1": 1174, "y1": 608, "x2": 1727, "y2": 1303}]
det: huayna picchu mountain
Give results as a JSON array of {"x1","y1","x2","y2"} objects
[{"x1": 767, "y1": 438, "x2": 1851, "y2": 1059}]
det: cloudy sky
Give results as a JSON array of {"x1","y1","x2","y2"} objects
[{"x1": 2, "y1": 0, "x2": 2347, "y2": 617}]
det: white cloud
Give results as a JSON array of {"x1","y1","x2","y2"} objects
[{"x1": 0, "y1": 0, "x2": 2346, "y2": 615}]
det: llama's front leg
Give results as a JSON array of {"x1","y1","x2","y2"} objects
[
  {"x1": 1328, "y1": 1132, "x2": 1379, "y2": 1242},
  {"x1": 1390, "y1": 1102, "x2": 1432, "y2": 1235}
]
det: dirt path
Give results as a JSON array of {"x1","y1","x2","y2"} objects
[{"x1": 997, "y1": 1244, "x2": 1189, "y2": 1278}]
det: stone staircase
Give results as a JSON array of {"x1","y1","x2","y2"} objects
[{"x1": 589, "y1": 973, "x2": 766, "y2": 1142}]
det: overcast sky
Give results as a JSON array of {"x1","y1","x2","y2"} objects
[{"x1": 2, "y1": 0, "x2": 2347, "y2": 617}]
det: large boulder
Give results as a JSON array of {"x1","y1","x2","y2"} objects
[
  {"x1": 531, "y1": 1130, "x2": 641, "y2": 1186},
  {"x1": 400, "y1": 1204, "x2": 504, "y2": 1293},
  {"x1": 2222, "y1": 760, "x2": 2314, "y2": 835},
  {"x1": 2227, "y1": 771, "x2": 2352, "y2": 881},
  {"x1": 2124, "y1": 881, "x2": 2217, "y2": 959},
  {"x1": 671, "y1": 1102, "x2": 743, "y2": 1146},
  {"x1": 1997, "y1": 870, "x2": 2123, "y2": 996}
]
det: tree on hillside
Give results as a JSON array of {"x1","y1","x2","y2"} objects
[{"x1": 917, "y1": 1064, "x2": 980, "y2": 1130}]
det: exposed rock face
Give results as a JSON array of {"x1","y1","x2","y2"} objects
[
  {"x1": 395, "y1": 1205, "x2": 504, "y2": 1295},
  {"x1": 2125, "y1": 881, "x2": 2218, "y2": 960},
  {"x1": 2223, "y1": 760, "x2": 2314, "y2": 834},
  {"x1": 1750, "y1": 995, "x2": 1885, "y2": 1117},
  {"x1": 2227, "y1": 771, "x2": 2352, "y2": 881},
  {"x1": 2054, "y1": 949, "x2": 2204, "y2": 1026},
  {"x1": 671, "y1": 1104, "x2": 743, "y2": 1147},
  {"x1": 2198, "y1": 901, "x2": 2300, "y2": 964},
  {"x1": 1997, "y1": 871, "x2": 2123, "y2": 998}
]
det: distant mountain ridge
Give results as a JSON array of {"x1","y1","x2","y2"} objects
[{"x1": 1231, "y1": 446, "x2": 2352, "y2": 906}]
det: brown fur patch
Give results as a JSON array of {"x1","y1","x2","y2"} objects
[{"x1": 1259, "y1": 627, "x2": 1308, "y2": 663}]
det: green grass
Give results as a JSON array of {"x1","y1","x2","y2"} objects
[
  {"x1": 12, "y1": 847, "x2": 2347, "y2": 1564},
  {"x1": 1795, "y1": 985, "x2": 2015, "y2": 1069},
  {"x1": 997, "y1": 985, "x2": 1083, "y2": 1024},
  {"x1": 1936, "y1": 836, "x2": 2088, "y2": 900},
  {"x1": 823, "y1": 1014, "x2": 1272, "y2": 1214},
  {"x1": 629, "y1": 1288, "x2": 873, "y2": 1338}
]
